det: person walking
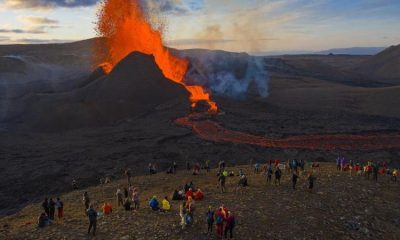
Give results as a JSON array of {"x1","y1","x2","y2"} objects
[
  {"x1": 87, "y1": 204, "x2": 98, "y2": 236},
  {"x1": 224, "y1": 211, "x2": 236, "y2": 239},
  {"x1": 55, "y1": 197, "x2": 64, "y2": 219}
]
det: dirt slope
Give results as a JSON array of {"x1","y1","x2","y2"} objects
[{"x1": 0, "y1": 164, "x2": 399, "y2": 239}]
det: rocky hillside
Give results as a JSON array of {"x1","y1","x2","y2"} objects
[{"x1": 0, "y1": 163, "x2": 399, "y2": 239}]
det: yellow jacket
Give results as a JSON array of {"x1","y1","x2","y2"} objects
[{"x1": 162, "y1": 199, "x2": 170, "y2": 210}]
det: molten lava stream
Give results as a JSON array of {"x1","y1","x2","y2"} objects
[
  {"x1": 175, "y1": 116, "x2": 400, "y2": 150},
  {"x1": 96, "y1": 0, "x2": 217, "y2": 112}
]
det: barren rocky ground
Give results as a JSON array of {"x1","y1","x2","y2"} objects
[{"x1": 0, "y1": 163, "x2": 399, "y2": 240}]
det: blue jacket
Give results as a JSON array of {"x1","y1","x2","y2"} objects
[{"x1": 149, "y1": 198, "x2": 159, "y2": 209}]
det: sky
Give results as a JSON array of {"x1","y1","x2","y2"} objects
[{"x1": 0, "y1": 0, "x2": 399, "y2": 53}]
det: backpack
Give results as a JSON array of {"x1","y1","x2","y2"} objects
[{"x1": 215, "y1": 215, "x2": 223, "y2": 224}]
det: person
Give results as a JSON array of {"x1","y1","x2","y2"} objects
[
  {"x1": 132, "y1": 188, "x2": 140, "y2": 210},
  {"x1": 224, "y1": 211, "x2": 236, "y2": 239},
  {"x1": 172, "y1": 189, "x2": 184, "y2": 201},
  {"x1": 206, "y1": 206, "x2": 214, "y2": 234},
  {"x1": 238, "y1": 169, "x2": 244, "y2": 177},
  {"x1": 254, "y1": 162, "x2": 260, "y2": 174},
  {"x1": 162, "y1": 196, "x2": 171, "y2": 211},
  {"x1": 218, "y1": 173, "x2": 226, "y2": 193},
  {"x1": 275, "y1": 167, "x2": 282, "y2": 186},
  {"x1": 299, "y1": 159, "x2": 305, "y2": 171},
  {"x1": 123, "y1": 187, "x2": 129, "y2": 199},
  {"x1": 87, "y1": 204, "x2": 97, "y2": 236},
  {"x1": 238, "y1": 174, "x2": 248, "y2": 187},
  {"x1": 37, "y1": 213, "x2": 50, "y2": 228},
  {"x1": 266, "y1": 165, "x2": 273, "y2": 183},
  {"x1": 55, "y1": 197, "x2": 64, "y2": 219},
  {"x1": 179, "y1": 202, "x2": 187, "y2": 229},
  {"x1": 336, "y1": 157, "x2": 341, "y2": 171},
  {"x1": 392, "y1": 169, "x2": 398, "y2": 182},
  {"x1": 193, "y1": 163, "x2": 201, "y2": 175},
  {"x1": 372, "y1": 164, "x2": 379, "y2": 182},
  {"x1": 292, "y1": 172, "x2": 298, "y2": 190},
  {"x1": 72, "y1": 179, "x2": 78, "y2": 190},
  {"x1": 123, "y1": 198, "x2": 131, "y2": 211},
  {"x1": 116, "y1": 188, "x2": 124, "y2": 207},
  {"x1": 292, "y1": 159, "x2": 298, "y2": 173},
  {"x1": 173, "y1": 161, "x2": 178, "y2": 174},
  {"x1": 166, "y1": 166, "x2": 174, "y2": 174},
  {"x1": 83, "y1": 192, "x2": 90, "y2": 211},
  {"x1": 148, "y1": 163, "x2": 153, "y2": 175},
  {"x1": 186, "y1": 161, "x2": 191, "y2": 171},
  {"x1": 149, "y1": 196, "x2": 160, "y2": 211},
  {"x1": 102, "y1": 202, "x2": 113, "y2": 215},
  {"x1": 125, "y1": 168, "x2": 132, "y2": 186},
  {"x1": 42, "y1": 198, "x2": 49, "y2": 217},
  {"x1": 308, "y1": 173, "x2": 316, "y2": 192},
  {"x1": 48, "y1": 198, "x2": 55, "y2": 220},
  {"x1": 215, "y1": 207, "x2": 224, "y2": 238},
  {"x1": 194, "y1": 189, "x2": 204, "y2": 200},
  {"x1": 205, "y1": 160, "x2": 210, "y2": 173}
]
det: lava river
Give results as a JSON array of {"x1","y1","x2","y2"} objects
[{"x1": 176, "y1": 116, "x2": 400, "y2": 151}]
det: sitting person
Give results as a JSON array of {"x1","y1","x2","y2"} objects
[
  {"x1": 238, "y1": 174, "x2": 248, "y2": 187},
  {"x1": 172, "y1": 189, "x2": 184, "y2": 200},
  {"x1": 102, "y1": 202, "x2": 113, "y2": 215},
  {"x1": 166, "y1": 167, "x2": 173, "y2": 174},
  {"x1": 193, "y1": 189, "x2": 204, "y2": 200},
  {"x1": 162, "y1": 196, "x2": 171, "y2": 211},
  {"x1": 37, "y1": 213, "x2": 50, "y2": 228},
  {"x1": 185, "y1": 188, "x2": 194, "y2": 200},
  {"x1": 149, "y1": 196, "x2": 160, "y2": 211},
  {"x1": 192, "y1": 163, "x2": 201, "y2": 175},
  {"x1": 228, "y1": 171, "x2": 235, "y2": 177}
]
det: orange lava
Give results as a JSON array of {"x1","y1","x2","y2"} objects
[
  {"x1": 176, "y1": 116, "x2": 400, "y2": 150},
  {"x1": 96, "y1": 0, "x2": 217, "y2": 112}
]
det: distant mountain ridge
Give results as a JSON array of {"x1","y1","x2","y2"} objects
[{"x1": 251, "y1": 47, "x2": 386, "y2": 56}]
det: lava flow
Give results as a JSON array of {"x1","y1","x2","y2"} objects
[
  {"x1": 176, "y1": 116, "x2": 400, "y2": 150},
  {"x1": 95, "y1": 0, "x2": 217, "y2": 112}
]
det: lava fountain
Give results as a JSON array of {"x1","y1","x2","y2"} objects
[{"x1": 95, "y1": 0, "x2": 217, "y2": 112}]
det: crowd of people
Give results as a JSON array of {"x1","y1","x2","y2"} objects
[{"x1": 36, "y1": 157, "x2": 398, "y2": 238}]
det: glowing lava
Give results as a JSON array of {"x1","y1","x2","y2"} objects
[{"x1": 96, "y1": 0, "x2": 217, "y2": 112}]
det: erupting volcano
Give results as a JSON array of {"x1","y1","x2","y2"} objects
[{"x1": 95, "y1": 0, "x2": 217, "y2": 112}]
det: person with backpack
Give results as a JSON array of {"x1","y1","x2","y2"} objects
[
  {"x1": 55, "y1": 197, "x2": 64, "y2": 219},
  {"x1": 206, "y1": 206, "x2": 214, "y2": 234},
  {"x1": 224, "y1": 211, "x2": 236, "y2": 239},
  {"x1": 275, "y1": 167, "x2": 282, "y2": 186},
  {"x1": 215, "y1": 207, "x2": 224, "y2": 238},
  {"x1": 292, "y1": 172, "x2": 298, "y2": 190},
  {"x1": 48, "y1": 198, "x2": 56, "y2": 220},
  {"x1": 86, "y1": 204, "x2": 98, "y2": 236},
  {"x1": 42, "y1": 198, "x2": 49, "y2": 217}
]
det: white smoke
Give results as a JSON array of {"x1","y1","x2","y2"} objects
[{"x1": 181, "y1": 50, "x2": 269, "y2": 98}]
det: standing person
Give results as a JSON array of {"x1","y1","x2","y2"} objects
[
  {"x1": 215, "y1": 207, "x2": 224, "y2": 238},
  {"x1": 266, "y1": 165, "x2": 273, "y2": 183},
  {"x1": 42, "y1": 198, "x2": 49, "y2": 217},
  {"x1": 173, "y1": 161, "x2": 178, "y2": 174},
  {"x1": 125, "y1": 168, "x2": 132, "y2": 186},
  {"x1": 336, "y1": 157, "x2": 341, "y2": 171},
  {"x1": 254, "y1": 162, "x2": 260, "y2": 174},
  {"x1": 308, "y1": 173, "x2": 316, "y2": 192},
  {"x1": 55, "y1": 197, "x2": 64, "y2": 219},
  {"x1": 179, "y1": 202, "x2": 187, "y2": 229},
  {"x1": 274, "y1": 167, "x2": 282, "y2": 186},
  {"x1": 186, "y1": 161, "x2": 191, "y2": 171},
  {"x1": 205, "y1": 160, "x2": 210, "y2": 173},
  {"x1": 206, "y1": 206, "x2": 214, "y2": 234},
  {"x1": 48, "y1": 198, "x2": 56, "y2": 220},
  {"x1": 372, "y1": 164, "x2": 379, "y2": 182},
  {"x1": 224, "y1": 211, "x2": 236, "y2": 239},
  {"x1": 116, "y1": 188, "x2": 124, "y2": 207},
  {"x1": 123, "y1": 187, "x2": 129, "y2": 199},
  {"x1": 300, "y1": 159, "x2": 305, "y2": 172},
  {"x1": 87, "y1": 204, "x2": 98, "y2": 236},
  {"x1": 83, "y1": 192, "x2": 90, "y2": 211},
  {"x1": 292, "y1": 172, "x2": 298, "y2": 190},
  {"x1": 132, "y1": 188, "x2": 140, "y2": 210},
  {"x1": 72, "y1": 179, "x2": 78, "y2": 190},
  {"x1": 218, "y1": 173, "x2": 226, "y2": 193}
]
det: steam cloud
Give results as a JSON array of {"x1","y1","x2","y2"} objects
[{"x1": 181, "y1": 51, "x2": 269, "y2": 98}]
